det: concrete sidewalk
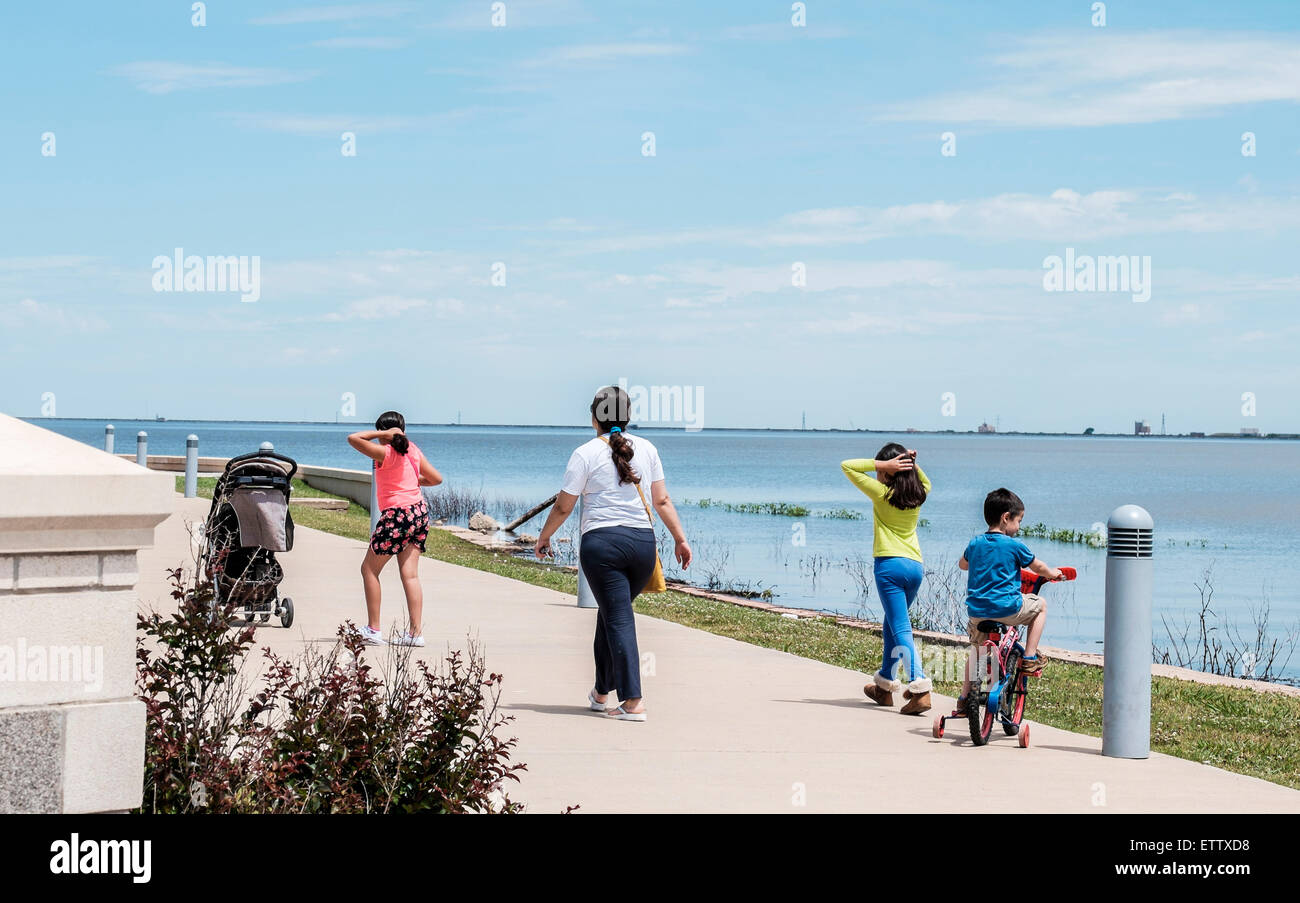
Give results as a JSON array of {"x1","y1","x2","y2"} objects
[{"x1": 137, "y1": 496, "x2": 1300, "y2": 813}]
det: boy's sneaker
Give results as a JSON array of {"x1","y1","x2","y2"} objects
[
  {"x1": 953, "y1": 695, "x2": 970, "y2": 715},
  {"x1": 391, "y1": 631, "x2": 425, "y2": 647},
  {"x1": 1018, "y1": 654, "x2": 1044, "y2": 676},
  {"x1": 357, "y1": 625, "x2": 385, "y2": 645}
]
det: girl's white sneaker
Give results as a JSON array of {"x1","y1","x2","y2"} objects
[
  {"x1": 357, "y1": 626, "x2": 385, "y2": 645},
  {"x1": 391, "y1": 631, "x2": 425, "y2": 647}
]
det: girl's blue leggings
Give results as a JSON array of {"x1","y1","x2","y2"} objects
[{"x1": 874, "y1": 556, "x2": 927, "y2": 681}]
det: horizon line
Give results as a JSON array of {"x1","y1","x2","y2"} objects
[{"x1": 17, "y1": 416, "x2": 1300, "y2": 441}]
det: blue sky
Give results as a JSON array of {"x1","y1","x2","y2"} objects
[{"x1": 3, "y1": 0, "x2": 1299, "y2": 432}]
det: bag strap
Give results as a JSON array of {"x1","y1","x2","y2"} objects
[
  {"x1": 632, "y1": 480, "x2": 655, "y2": 527},
  {"x1": 600, "y1": 435, "x2": 654, "y2": 527}
]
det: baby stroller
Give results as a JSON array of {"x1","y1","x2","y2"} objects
[{"x1": 199, "y1": 450, "x2": 297, "y2": 628}]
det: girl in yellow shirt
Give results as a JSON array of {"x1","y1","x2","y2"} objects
[{"x1": 841, "y1": 444, "x2": 932, "y2": 715}]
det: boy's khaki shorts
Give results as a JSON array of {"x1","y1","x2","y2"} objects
[{"x1": 968, "y1": 593, "x2": 1045, "y2": 644}]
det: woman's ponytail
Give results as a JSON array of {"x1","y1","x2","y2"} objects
[
  {"x1": 590, "y1": 386, "x2": 640, "y2": 485},
  {"x1": 375, "y1": 411, "x2": 409, "y2": 455},
  {"x1": 607, "y1": 429, "x2": 638, "y2": 485}
]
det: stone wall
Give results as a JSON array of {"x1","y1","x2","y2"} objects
[
  {"x1": 298, "y1": 464, "x2": 373, "y2": 510},
  {"x1": 0, "y1": 413, "x2": 172, "y2": 813}
]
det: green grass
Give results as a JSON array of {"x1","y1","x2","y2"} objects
[
  {"x1": 177, "y1": 476, "x2": 341, "y2": 500},
  {"x1": 180, "y1": 479, "x2": 1300, "y2": 790}
]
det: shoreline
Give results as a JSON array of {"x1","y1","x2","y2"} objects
[
  {"x1": 168, "y1": 474, "x2": 1300, "y2": 789},
  {"x1": 441, "y1": 523, "x2": 1300, "y2": 698},
  {"x1": 167, "y1": 468, "x2": 1300, "y2": 690},
  {"x1": 22, "y1": 416, "x2": 1300, "y2": 441}
]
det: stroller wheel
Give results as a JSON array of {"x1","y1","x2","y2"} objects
[{"x1": 280, "y1": 597, "x2": 294, "y2": 629}]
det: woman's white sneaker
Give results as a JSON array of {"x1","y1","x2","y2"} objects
[
  {"x1": 391, "y1": 631, "x2": 425, "y2": 647},
  {"x1": 357, "y1": 625, "x2": 385, "y2": 645}
]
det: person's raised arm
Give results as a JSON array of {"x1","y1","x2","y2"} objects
[
  {"x1": 534, "y1": 491, "x2": 578, "y2": 558},
  {"x1": 911, "y1": 450, "x2": 931, "y2": 493},
  {"x1": 348, "y1": 428, "x2": 396, "y2": 463},
  {"x1": 1028, "y1": 558, "x2": 1064, "y2": 581},
  {"x1": 651, "y1": 479, "x2": 692, "y2": 568},
  {"x1": 841, "y1": 453, "x2": 913, "y2": 501},
  {"x1": 418, "y1": 455, "x2": 443, "y2": 487}
]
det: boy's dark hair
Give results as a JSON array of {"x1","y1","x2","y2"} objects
[{"x1": 984, "y1": 488, "x2": 1024, "y2": 527}]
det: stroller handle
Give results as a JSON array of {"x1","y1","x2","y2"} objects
[{"x1": 224, "y1": 450, "x2": 298, "y2": 479}]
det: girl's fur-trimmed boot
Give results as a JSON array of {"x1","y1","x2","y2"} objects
[
  {"x1": 900, "y1": 678, "x2": 933, "y2": 715},
  {"x1": 863, "y1": 672, "x2": 901, "y2": 707}
]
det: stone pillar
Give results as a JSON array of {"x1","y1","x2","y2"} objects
[{"x1": 0, "y1": 413, "x2": 173, "y2": 813}]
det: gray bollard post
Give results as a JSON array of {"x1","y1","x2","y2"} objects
[
  {"x1": 104, "y1": 424, "x2": 115, "y2": 454},
  {"x1": 369, "y1": 469, "x2": 380, "y2": 535},
  {"x1": 136, "y1": 431, "x2": 148, "y2": 467},
  {"x1": 184, "y1": 435, "x2": 199, "y2": 498},
  {"x1": 576, "y1": 497, "x2": 597, "y2": 608},
  {"x1": 1102, "y1": 504, "x2": 1155, "y2": 759}
]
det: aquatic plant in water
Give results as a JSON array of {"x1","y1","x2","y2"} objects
[
  {"x1": 686, "y1": 498, "x2": 861, "y2": 519},
  {"x1": 1018, "y1": 522, "x2": 1107, "y2": 548}
]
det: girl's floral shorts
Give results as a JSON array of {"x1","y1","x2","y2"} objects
[{"x1": 369, "y1": 499, "x2": 430, "y2": 556}]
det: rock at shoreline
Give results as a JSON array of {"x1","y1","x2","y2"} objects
[{"x1": 469, "y1": 511, "x2": 501, "y2": 532}]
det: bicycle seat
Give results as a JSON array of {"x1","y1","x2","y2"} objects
[{"x1": 975, "y1": 620, "x2": 1003, "y2": 633}]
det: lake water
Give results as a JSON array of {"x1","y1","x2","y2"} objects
[{"x1": 33, "y1": 418, "x2": 1300, "y2": 681}]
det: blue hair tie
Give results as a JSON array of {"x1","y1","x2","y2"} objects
[{"x1": 608, "y1": 426, "x2": 622, "y2": 434}]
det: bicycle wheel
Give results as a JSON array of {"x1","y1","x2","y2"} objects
[
  {"x1": 968, "y1": 691, "x2": 993, "y2": 746},
  {"x1": 1001, "y1": 648, "x2": 1023, "y2": 735}
]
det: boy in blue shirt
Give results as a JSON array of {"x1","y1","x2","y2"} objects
[{"x1": 955, "y1": 488, "x2": 1064, "y2": 713}]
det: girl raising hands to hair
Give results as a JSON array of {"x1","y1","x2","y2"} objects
[
  {"x1": 348, "y1": 411, "x2": 442, "y2": 647},
  {"x1": 842, "y1": 444, "x2": 933, "y2": 715}
]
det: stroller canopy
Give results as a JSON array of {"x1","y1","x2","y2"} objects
[{"x1": 218, "y1": 452, "x2": 297, "y2": 553}]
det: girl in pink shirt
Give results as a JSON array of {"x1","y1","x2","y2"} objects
[{"x1": 347, "y1": 411, "x2": 443, "y2": 646}]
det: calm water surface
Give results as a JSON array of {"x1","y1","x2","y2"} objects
[{"x1": 34, "y1": 419, "x2": 1300, "y2": 680}]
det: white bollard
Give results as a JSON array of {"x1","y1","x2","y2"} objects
[
  {"x1": 259, "y1": 441, "x2": 274, "y2": 452},
  {"x1": 1102, "y1": 504, "x2": 1155, "y2": 759},
  {"x1": 135, "y1": 431, "x2": 148, "y2": 467},
  {"x1": 104, "y1": 424, "x2": 115, "y2": 454},
  {"x1": 184, "y1": 435, "x2": 199, "y2": 498},
  {"x1": 369, "y1": 468, "x2": 380, "y2": 535}
]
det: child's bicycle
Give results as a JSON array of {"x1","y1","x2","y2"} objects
[{"x1": 932, "y1": 566, "x2": 1076, "y2": 748}]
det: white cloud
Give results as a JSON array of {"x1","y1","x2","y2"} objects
[
  {"x1": 323, "y1": 295, "x2": 428, "y2": 321},
  {"x1": 720, "y1": 24, "x2": 851, "y2": 41},
  {"x1": 551, "y1": 188, "x2": 1300, "y2": 253},
  {"x1": 520, "y1": 43, "x2": 689, "y2": 67},
  {"x1": 882, "y1": 31, "x2": 1300, "y2": 127},
  {"x1": 0, "y1": 298, "x2": 106, "y2": 332},
  {"x1": 225, "y1": 111, "x2": 465, "y2": 135},
  {"x1": 803, "y1": 309, "x2": 1011, "y2": 335},
  {"x1": 434, "y1": 298, "x2": 466, "y2": 317},
  {"x1": 427, "y1": 0, "x2": 592, "y2": 31},
  {"x1": 111, "y1": 62, "x2": 318, "y2": 94},
  {"x1": 0, "y1": 255, "x2": 100, "y2": 272}
]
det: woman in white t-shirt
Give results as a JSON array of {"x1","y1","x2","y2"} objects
[{"x1": 535, "y1": 385, "x2": 692, "y2": 722}]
